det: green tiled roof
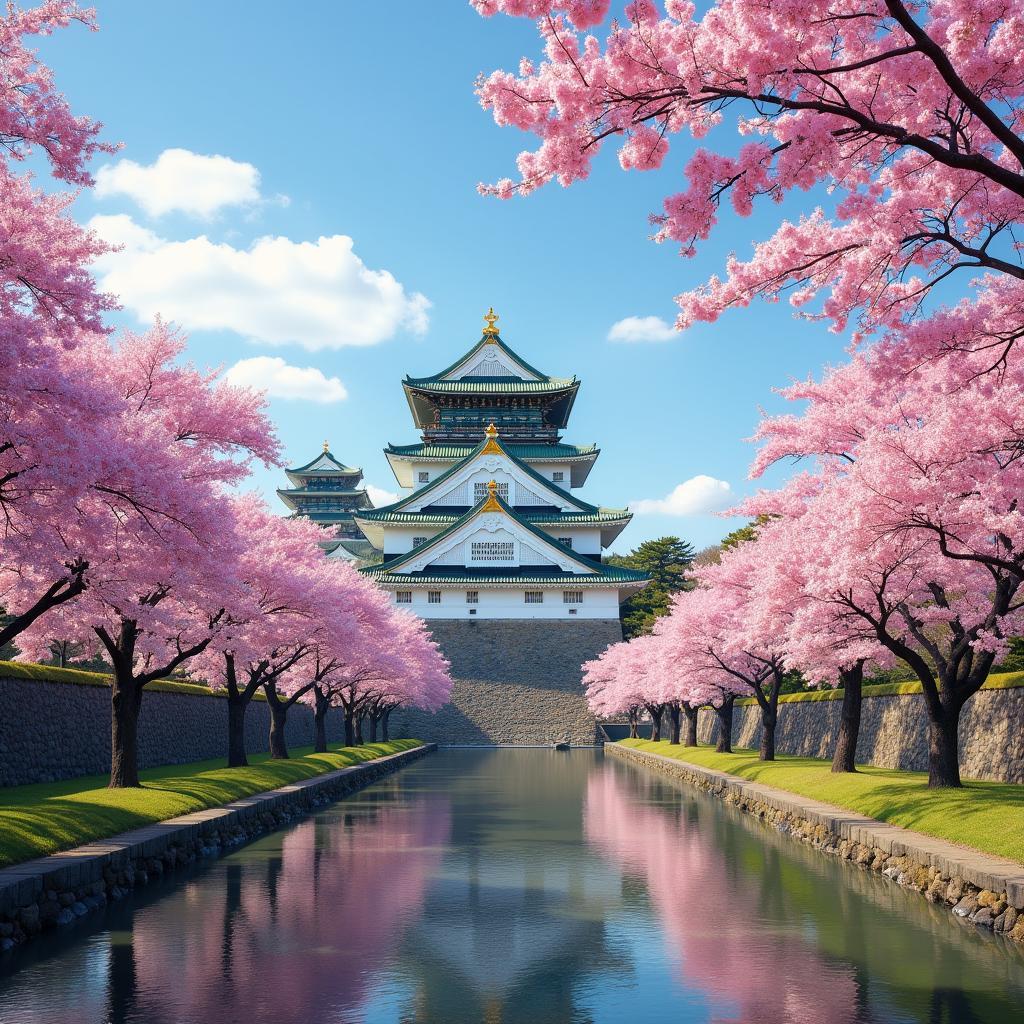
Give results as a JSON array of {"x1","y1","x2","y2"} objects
[
  {"x1": 287, "y1": 450, "x2": 361, "y2": 475},
  {"x1": 354, "y1": 508, "x2": 630, "y2": 526},
  {"x1": 385, "y1": 442, "x2": 599, "y2": 461},
  {"x1": 403, "y1": 378, "x2": 576, "y2": 394},
  {"x1": 362, "y1": 488, "x2": 648, "y2": 590},
  {"x1": 363, "y1": 566, "x2": 648, "y2": 586},
  {"x1": 373, "y1": 433, "x2": 598, "y2": 516},
  {"x1": 408, "y1": 332, "x2": 554, "y2": 384}
]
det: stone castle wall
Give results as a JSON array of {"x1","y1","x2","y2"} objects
[
  {"x1": 696, "y1": 686, "x2": 1024, "y2": 783},
  {"x1": 389, "y1": 619, "x2": 622, "y2": 745},
  {"x1": 0, "y1": 677, "x2": 345, "y2": 787}
]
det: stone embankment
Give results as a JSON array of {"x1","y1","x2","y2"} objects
[
  {"x1": 0, "y1": 743, "x2": 434, "y2": 953},
  {"x1": 606, "y1": 743, "x2": 1024, "y2": 948}
]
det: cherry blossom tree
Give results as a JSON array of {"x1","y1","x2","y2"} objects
[
  {"x1": 475, "y1": 1, "x2": 1024, "y2": 372},
  {"x1": 16, "y1": 329, "x2": 278, "y2": 787}
]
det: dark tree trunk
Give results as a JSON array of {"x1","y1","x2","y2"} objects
[
  {"x1": 227, "y1": 693, "x2": 250, "y2": 768},
  {"x1": 344, "y1": 709, "x2": 356, "y2": 747},
  {"x1": 109, "y1": 674, "x2": 142, "y2": 788},
  {"x1": 831, "y1": 663, "x2": 864, "y2": 773},
  {"x1": 381, "y1": 707, "x2": 392, "y2": 743},
  {"x1": 647, "y1": 705, "x2": 663, "y2": 742},
  {"x1": 267, "y1": 696, "x2": 289, "y2": 759},
  {"x1": 667, "y1": 703, "x2": 681, "y2": 745},
  {"x1": 313, "y1": 690, "x2": 329, "y2": 754},
  {"x1": 628, "y1": 707, "x2": 639, "y2": 739},
  {"x1": 683, "y1": 703, "x2": 699, "y2": 747},
  {"x1": 368, "y1": 713, "x2": 380, "y2": 743},
  {"x1": 354, "y1": 714, "x2": 365, "y2": 745},
  {"x1": 760, "y1": 708, "x2": 777, "y2": 761},
  {"x1": 714, "y1": 697, "x2": 734, "y2": 753},
  {"x1": 928, "y1": 706, "x2": 962, "y2": 788}
]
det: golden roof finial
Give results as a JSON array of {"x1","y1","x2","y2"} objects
[
  {"x1": 322, "y1": 439, "x2": 330, "y2": 453},
  {"x1": 483, "y1": 306, "x2": 499, "y2": 339},
  {"x1": 481, "y1": 478, "x2": 503, "y2": 512},
  {"x1": 482, "y1": 421, "x2": 502, "y2": 454}
]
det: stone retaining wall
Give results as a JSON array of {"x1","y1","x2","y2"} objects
[
  {"x1": 389, "y1": 619, "x2": 621, "y2": 745},
  {"x1": 0, "y1": 676, "x2": 346, "y2": 787},
  {"x1": 0, "y1": 743, "x2": 434, "y2": 953},
  {"x1": 607, "y1": 743, "x2": 1024, "y2": 949},
  {"x1": 696, "y1": 685, "x2": 1024, "y2": 783}
]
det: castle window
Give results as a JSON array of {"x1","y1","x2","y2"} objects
[
  {"x1": 418, "y1": 471, "x2": 429, "y2": 483},
  {"x1": 563, "y1": 590, "x2": 583, "y2": 604},
  {"x1": 524, "y1": 591, "x2": 544, "y2": 604},
  {"x1": 428, "y1": 591, "x2": 442, "y2": 604},
  {"x1": 558, "y1": 537, "x2": 573, "y2": 549},
  {"x1": 466, "y1": 591, "x2": 479, "y2": 604},
  {"x1": 552, "y1": 471, "x2": 564, "y2": 483},
  {"x1": 413, "y1": 536, "x2": 427, "y2": 548},
  {"x1": 396, "y1": 592, "x2": 412, "y2": 604}
]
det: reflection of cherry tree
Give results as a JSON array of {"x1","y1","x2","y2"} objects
[
  {"x1": 123, "y1": 791, "x2": 450, "y2": 1024},
  {"x1": 584, "y1": 769, "x2": 860, "y2": 1024}
]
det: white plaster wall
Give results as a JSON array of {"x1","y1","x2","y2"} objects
[{"x1": 389, "y1": 587, "x2": 622, "y2": 619}]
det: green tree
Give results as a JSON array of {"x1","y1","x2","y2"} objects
[{"x1": 608, "y1": 536, "x2": 695, "y2": 639}]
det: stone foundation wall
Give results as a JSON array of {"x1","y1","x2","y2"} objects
[
  {"x1": 389, "y1": 619, "x2": 622, "y2": 745},
  {"x1": 696, "y1": 686, "x2": 1024, "y2": 783},
  {"x1": 0, "y1": 676, "x2": 346, "y2": 787}
]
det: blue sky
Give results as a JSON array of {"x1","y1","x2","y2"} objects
[{"x1": 40, "y1": 1, "x2": 852, "y2": 553}]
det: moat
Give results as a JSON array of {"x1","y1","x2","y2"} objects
[{"x1": 2, "y1": 750, "x2": 1023, "y2": 1024}]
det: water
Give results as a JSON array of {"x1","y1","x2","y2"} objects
[{"x1": 2, "y1": 749, "x2": 1023, "y2": 1024}]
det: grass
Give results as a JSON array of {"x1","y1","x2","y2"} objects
[
  {"x1": 618, "y1": 739, "x2": 1024, "y2": 866},
  {"x1": 0, "y1": 739, "x2": 422, "y2": 869}
]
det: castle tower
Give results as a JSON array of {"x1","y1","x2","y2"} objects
[
  {"x1": 277, "y1": 443, "x2": 377, "y2": 562},
  {"x1": 357, "y1": 311, "x2": 648, "y2": 744}
]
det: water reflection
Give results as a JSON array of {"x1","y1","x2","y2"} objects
[
  {"x1": 1, "y1": 751, "x2": 1024, "y2": 1024},
  {"x1": 584, "y1": 760, "x2": 1024, "y2": 1024}
]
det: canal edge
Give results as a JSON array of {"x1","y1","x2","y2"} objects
[
  {"x1": 0, "y1": 742, "x2": 437, "y2": 952},
  {"x1": 604, "y1": 742, "x2": 1024, "y2": 948}
]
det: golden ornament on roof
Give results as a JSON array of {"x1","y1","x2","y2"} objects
[
  {"x1": 322, "y1": 439, "x2": 330, "y2": 453},
  {"x1": 483, "y1": 307, "x2": 499, "y2": 338},
  {"x1": 481, "y1": 478, "x2": 503, "y2": 512}
]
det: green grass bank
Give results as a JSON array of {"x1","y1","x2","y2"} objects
[
  {"x1": 0, "y1": 739, "x2": 422, "y2": 869},
  {"x1": 618, "y1": 739, "x2": 1024, "y2": 865}
]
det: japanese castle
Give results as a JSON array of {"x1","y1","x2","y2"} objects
[
  {"x1": 354, "y1": 310, "x2": 648, "y2": 618},
  {"x1": 276, "y1": 445, "x2": 377, "y2": 561}
]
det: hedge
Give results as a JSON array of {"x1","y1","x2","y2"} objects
[{"x1": 0, "y1": 660, "x2": 263, "y2": 700}]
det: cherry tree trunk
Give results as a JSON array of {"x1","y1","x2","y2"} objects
[
  {"x1": 313, "y1": 695, "x2": 329, "y2": 754},
  {"x1": 344, "y1": 710, "x2": 356, "y2": 747},
  {"x1": 683, "y1": 704, "x2": 699, "y2": 747},
  {"x1": 227, "y1": 694, "x2": 250, "y2": 768},
  {"x1": 381, "y1": 708, "x2": 392, "y2": 743},
  {"x1": 628, "y1": 709, "x2": 639, "y2": 739},
  {"x1": 759, "y1": 707, "x2": 777, "y2": 761},
  {"x1": 714, "y1": 698, "x2": 734, "y2": 753},
  {"x1": 268, "y1": 699, "x2": 289, "y2": 760},
  {"x1": 831, "y1": 665, "x2": 863, "y2": 774},
  {"x1": 667, "y1": 704, "x2": 681, "y2": 745},
  {"x1": 354, "y1": 715, "x2": 365, "y2": 745},
  {"x1": 368, "y1": 714, "x2": 380, "y2": 743},
  {"x1": 650, "y1": 708, "x2": 662, "y2": 742},
  {"x1": 110, "y1": 675, "x2": 143, "y2": 788},
  {"x1": 928, "y1": 709, "x2": 962, "y2": 788}
]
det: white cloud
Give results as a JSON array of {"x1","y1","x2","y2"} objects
[
  {"x1": 95, "y1": 148, "x2": 268, "y2": 219},
  {"x1": 223, "y1": 356, "x2": 347, "y2": 404},
  {"x1": 88, "y1": 214, "x2": 430, "y2": 350},
  {"x1": 608, "y1": 315, "x2": 677, "y2": 343},
  {"x1": 633, "y1": 476, "x2": 733, "y2": 516},
  {"x1": 366, "y1": 485, "x2": 399, "y2": 507}
]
